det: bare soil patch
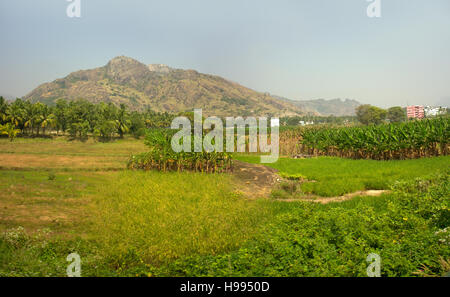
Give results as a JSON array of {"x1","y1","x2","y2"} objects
[
  {"x1": 232, "y1": 160, "x2": 389, "y2": 202},
  {"x1": 231, "y1": 160, "x2": 281, "y2": 198}
]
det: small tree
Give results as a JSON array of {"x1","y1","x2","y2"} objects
[
  {"x1": 387, "y1": 106, "x2": 406, "y2": 123},
  {"x1": 1, "y1": 123, "x2": 21, "y2": 141},
  {"x1": 129, "y1": 112, "x2": 146, "y2": 139}
]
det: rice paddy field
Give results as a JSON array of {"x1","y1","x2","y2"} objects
[{"x1": 0, "y1": 137, "x2": 449, "y2": 277}]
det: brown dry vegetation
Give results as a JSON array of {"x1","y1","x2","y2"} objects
[
  {"x1": 0, "y1": 137, "x2": 147, "y2": 171},
  {"x1": 0, "y1": 154, "x2": 127, "y2": 170}
]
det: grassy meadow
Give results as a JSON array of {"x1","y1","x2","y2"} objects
[
  {"x1": 235, "y1": 154, "x2": 450, "y2": 197},
  {"x1": 0, "y1": 137, "x2": 449, "y2": 276}
]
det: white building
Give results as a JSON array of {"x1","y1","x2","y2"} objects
[
  {"x1": 299, "y1": 121, "x2": 314, "y2": 126},
  {"x1": 424, "y1": 106, "x2": 447, "y2": 117}
]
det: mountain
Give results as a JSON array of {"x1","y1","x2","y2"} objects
[
  {"x1": 273, "y1": 95, "x2": 361, "y2": 116},
  {"x1": 24, "y1": 56, "x2": 304, "y2": 117}
]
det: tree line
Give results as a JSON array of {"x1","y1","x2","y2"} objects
[
  {"x1": 0, "y1": 97, "x2": 175, "y2": 141},
  {"x1": 279, "y1": 106, "x2": 409, "y2": 127},
  {"x1": 282, "y1": 105, "x2": 448, "y2": 127}
]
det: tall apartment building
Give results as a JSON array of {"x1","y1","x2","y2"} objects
[{"x1": 406, "y1": 105, "x2": 424, "y2": 119}]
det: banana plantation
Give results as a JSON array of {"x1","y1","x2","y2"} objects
[
  {"x1": 299, "y1": 117, "x2": 449, "y2": 160},
  {"x1": 128, "y1": 129, "x2": 233, "y2": 173}
]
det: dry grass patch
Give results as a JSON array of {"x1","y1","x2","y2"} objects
[
  {"x1": 0, "y1": 137, "x2": 147, "y2": 156},
  {"x1": 0, "y1": 170, "x2": 112, "y2": 235},
  {"x1": 0, "y1": 153, "x2": 127, "y2": 170},
  {"x1": 0, "y1": 137, "x2": 148, "y2": 170}
]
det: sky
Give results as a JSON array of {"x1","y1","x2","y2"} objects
[{"x1": 0, "y1": 0, "x2": 449, "y2": 107}]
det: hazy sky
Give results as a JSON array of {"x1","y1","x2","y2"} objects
[{"x1": 1, "y1": 0, "x2": 449, "y2": 107}]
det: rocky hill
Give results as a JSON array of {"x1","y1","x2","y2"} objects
[{"x1": 24, "y1": 56, "x2": 304, "y2": 117}]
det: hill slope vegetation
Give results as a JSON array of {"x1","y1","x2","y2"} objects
[{"x1": 24, "y1": 56, "x2": 304, "y2": 117}]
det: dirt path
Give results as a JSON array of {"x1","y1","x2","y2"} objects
[
  {"x1": 274, "y1": 190, "x2": 390, "y2": 204},
  {"x1": 231, "y1": 160, "x2": 282, "y2": 198},
  {"x1": 231, "y1": 160, "x2": 389, "y2": 203}
]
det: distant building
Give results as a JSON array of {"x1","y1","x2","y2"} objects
[
  {"x1": 406, "y1": 105, "x2": 424, "y2": 119},
  {"x1": 424, "y1": 106, "x2": 447, "y2": 117},
  {"x1": 299, "y1": 121, "x2": 314, "y2": 126}
]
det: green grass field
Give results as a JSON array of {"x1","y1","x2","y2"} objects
[
  {"x1": 0, "y1": 138, "x2": 448, "y2": 276},
  {"x1": 235, "y1": 154, "x2": 450, "y2": 196}
]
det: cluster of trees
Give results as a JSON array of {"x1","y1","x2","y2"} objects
[
  {"x1": 280, "y1": 106, "x2": 410, "y2": 127},
  {"x1": 0, "y1": 97, "x2": 175, "y2": 141},
  {"x1": 356, "y1": 105, "x2": 406, "y2": 125}
]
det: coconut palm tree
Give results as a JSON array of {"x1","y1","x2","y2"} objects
[
  {"x1": 39, "y1": 104, "x2": 56, "y2": 135},
  {"x1": 6, "y1": 100, "x2": 24, "y2": 129},
  {"x1": 0, "y1": 96, "x2": 8, "y2": 124},
  {"x1": 21, "y1": 101, "x2": 40, "y2": 135},
  {"x1": 115, "y1": 104, "x2": 130, "y2": 138}
]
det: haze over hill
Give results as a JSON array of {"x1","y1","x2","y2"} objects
[
  {"x1": 272, "y1": 95, "x2": 361, "y2": 116},
  {"x1": 24, "y1": 56, "x2": 305, "y2": 117},
  {"x1": 290, "y1": 98, "x2": 361, "y2": 116}
]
